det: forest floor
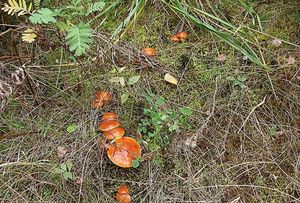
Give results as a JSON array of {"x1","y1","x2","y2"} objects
[{"x1": 1, "y1": 1, "x2": 300, "y2": 202}]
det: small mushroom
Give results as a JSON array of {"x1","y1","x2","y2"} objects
[
  {"x1": 92, "y1": 99, "x2": 104, "y2": 110},
  {"x1": 103, "y1": 127, "x2": 125, "y2": 139},
  {"x1": 170, "y1": 35, "x2": 180, "y2": 42},
  {"x1": 102, "y1": 112, "x2": 118, "y2": 121},
  {"x1": 95, "y1": 91, "x2": 112, "y2": 102},
  {"x1": 98, "y1": 120, "x2": 121, "y2": 132},
  {"x1": 116, "y1": 185, "x2": 131, "y2": 203},
  {"x1": 142, "y1": 48, "x2": 156, "y2": 56},
  {"x1": 107, "y1": 137, "x2": 142, "y2": 168},
  {"x1": 176, "y1": 31, "x2": 188, "y2": 40}
]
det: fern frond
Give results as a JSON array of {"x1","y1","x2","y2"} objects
[
  {"x1": 29, "y1": 8, "x2": 58, "y2": 24},
  {"x1": 1, "y1": 0, "x2": 32, "y2": 16},
  {"x1": 65, "y1": 24, "x2": 93, "y2": 56},
  {"x1": 86, "y1": 1, "x2": 105, "y2": 16}
]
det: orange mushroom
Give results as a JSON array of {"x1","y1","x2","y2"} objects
[
  {"x1": 102, "y1": 112, "x2": 118, "y2": 121},
  {"x1": 98, "y1": 120, "x2": 121, "y2": 132},
  {"x1": 142, "y1": 48, "x2": 156, "y2": 56},
  {"x1": 107, "y1": 137, "x2": 142, "y2": 168},
  {"x1": 92, "y1": 99, "x2": 104, "y2": 110},
  {"x1": 95, "y1": 91, "x2": 112, "y2": 102},
  {"x1": 170, "y1": 34, "x2": 180, "y2": 42},
  {"x1": 103, "y1": 127, "x2": 125, "y2": 139},
  {"x1": 116, "y1": 185, "x2": 131, "y2": 203},
  {"x1": 177, "y1": 31, "x2": 188, "y2": 40},
  {"x1": 92, "y1": 91, "x2": 112, "y2": 110}
]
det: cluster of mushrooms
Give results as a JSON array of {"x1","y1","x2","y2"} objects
[
  {"x1": 141, "y1": 31, "x2": 188, "y2": 57},
  {"x1": 93, "y1": 91, "x2": 142, "y2": 169},
  {"x1": 92, "y1": 31, "x2": 188, "y2": 203}
]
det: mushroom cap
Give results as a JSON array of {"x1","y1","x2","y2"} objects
[
  {"x1": 102, "y1": 112, "x2": 118, "y2": 121},
  {"x1": 117, "y1": 185, "x2": 129, "y2": 195},
  {"x1": 142, "y1": 48, "x2": 156, "y2": 56},
  {"x1": 95, "y1": 91, "x2": 112, "y2": 102},
  {"x1": 170, "y1": 35, "x2": 180, "y2": 42},
  {"x1": 116, "y1": 193, "x2": 131, "y2": 203},
  {"x1": 103, "y1": 127, "x2": 125, "y2": 139},
  {"x1": 92, "y1": 99, "x2": 104, "y2": 109},
  {"x1": 107, "y1": 137, "x2": 142, "y2": 168},
  {"x1": 177, "y1": 31, "x2": 188, "y2": 40},
  {"x1": 98, "y1": 120, "x2": 121, "y2": 132}
]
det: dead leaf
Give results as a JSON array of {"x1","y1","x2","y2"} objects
[
  {"x1": 287, "y1": 56, "x2": 296, "y2": 65},
  {"x1": 164, "y1": 73, "x2": 178, "y2": 85},
  {"x1": 74, "y1": 176, "x2": 83, "y2": 185},
  {"x1": 272, "y1": 39, "x2": 282, "y2": 47},
  {"x1": 217, "y1": 54, "x2": 226, "y2": 62},
  {"x1": 22, "y1": 28, "x2": 37, "y2": 43},
  {"x1": 57, "y1": 146, "x2": 68, "y2": 159}
]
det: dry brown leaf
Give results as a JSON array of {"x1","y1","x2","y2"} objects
[
  {"x1": 272, "y1": 39, "x2": 282, "y2": 47},
  {"x1": 74, "y1": 176, "x2": 83, "y2": 185},
  {"x1": 57, "y1": 146, "x2": 68, "y2": 159},
  {"x1": 217, "y1": 54, "x2": 227, "y2": 62},
  {"x1": 164, "y1": 73, "x2": 178, "y2": 85},
  {"x1": 287, "y1": 56, "x2": 296, "y2": 65},
  {"x1": 22, "y1": 28, "x2": 37, "y2": 43}
]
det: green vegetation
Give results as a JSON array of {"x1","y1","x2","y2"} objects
[{"x1": 0, "y1": 0, "x2": 299, "y2": 202}]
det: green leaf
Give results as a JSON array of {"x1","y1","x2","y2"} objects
[
  {"x1": 66, "y1": 160, "x2": 73, "y2": 171},
  {"x1": 155, "y1": 96, "x2": 165, "y2": 106},
  {"x1": 52, "y1": 167, "x2": 64, "y2": 174},
  {"x1": 121, "y1": 93, "x2": 129, "y2": 104},
  {"x1": 29, "y1": 8, "x2": 57, "y2": 24},
  {"x1": 132, "y1": 160, "x2": 140, "y2": 168},
  {"x1": 65, "y1": 23, "x2": 93, "y2": 56},
  {"x1": 67, "y1": 124, "x2": 77, "y2": 133},
  {"x1": 128, "y1": 75, "x2": 140, "y2": 85},
  {"x1": 179, "y1": 107, "x2": 192, "y2": 116},
  {"x1": 86, "y1": 1, "x2": 105, "y2": 16},
  {"x1": 63, "y1": 171, "x2": 73, "y2": 180},
  {"x1": 60, "y1": 163, "x2": 67, "y2": 171}
]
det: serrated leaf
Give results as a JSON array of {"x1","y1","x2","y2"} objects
[
  {"x1": 179, "y1": 107, "x2": 192, "y2": 116},
  {"x1": 128, "y1": 75, "x2": 140, "y2": 85},
  {"x1": 22, "y1": 28, "x2": 37, "y2": 43},
  {"x1": 164, "y1": 73, "x2": 178, "y2": 85},
  {"x1": 86, "y1": 1, "x2": 105, "y2": 16},
  {"x1": 29, "y1": 8, "x2": 57, "y2": 24},
  {"x1": 2, "y1": 0, "x2": 32, "y2": 16},
  {"x1": 121, "y1": 93, "x2": 129, "y2": 104},
  {"x1": 65, "y1": 24, "x2": 93, "y2": 56}
]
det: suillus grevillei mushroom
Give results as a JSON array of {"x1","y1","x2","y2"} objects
[
  {"x1": 101, "y1": 112, "x2": 118, "y2": 121},
  {"x1": 92, "y1": 91, "x2": 112, "y2": 109},
  {"x1": 142, "y1": 47, "x2": 156, "y2": 56},
  {"x1": 107, "y1": 137, "x2": 142, "y2": 168},
  {"x1": 98, "y1": 120, "x2": 121, "y2": 132},
  {"x1": 93, "y1": 92, "x2": 142, "y2": 168},
  {"x1": 170, "y1": 31, "x2": 188, "y2": 42},
  {"x1": 116, "y1": 185, "x2": 131, "y2": 203},
  {"x1": 103, "y1": 127, "x2": 125, "y2": 139}
]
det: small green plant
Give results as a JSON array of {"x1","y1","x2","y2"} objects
[
  {"x1": 227, "y1": 75, "x2": 247, "y2": 89},
  {"x1": 137, "y1": 94, "x2": 192, "y2": 165},
  {"x1": 52, "y1": 160, "x2": 74, "y2": 181},
  {"x1": 132, "y1": 157, "x2": 144, "y2": 168}
]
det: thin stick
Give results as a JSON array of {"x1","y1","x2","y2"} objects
[{"x1": 237, "y1": 96, "x2": 266, "y2": 133}]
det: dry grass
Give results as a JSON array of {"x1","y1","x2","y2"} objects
[{"x1": 1, "y1": 1, "x2": 300, "y2": 202}]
